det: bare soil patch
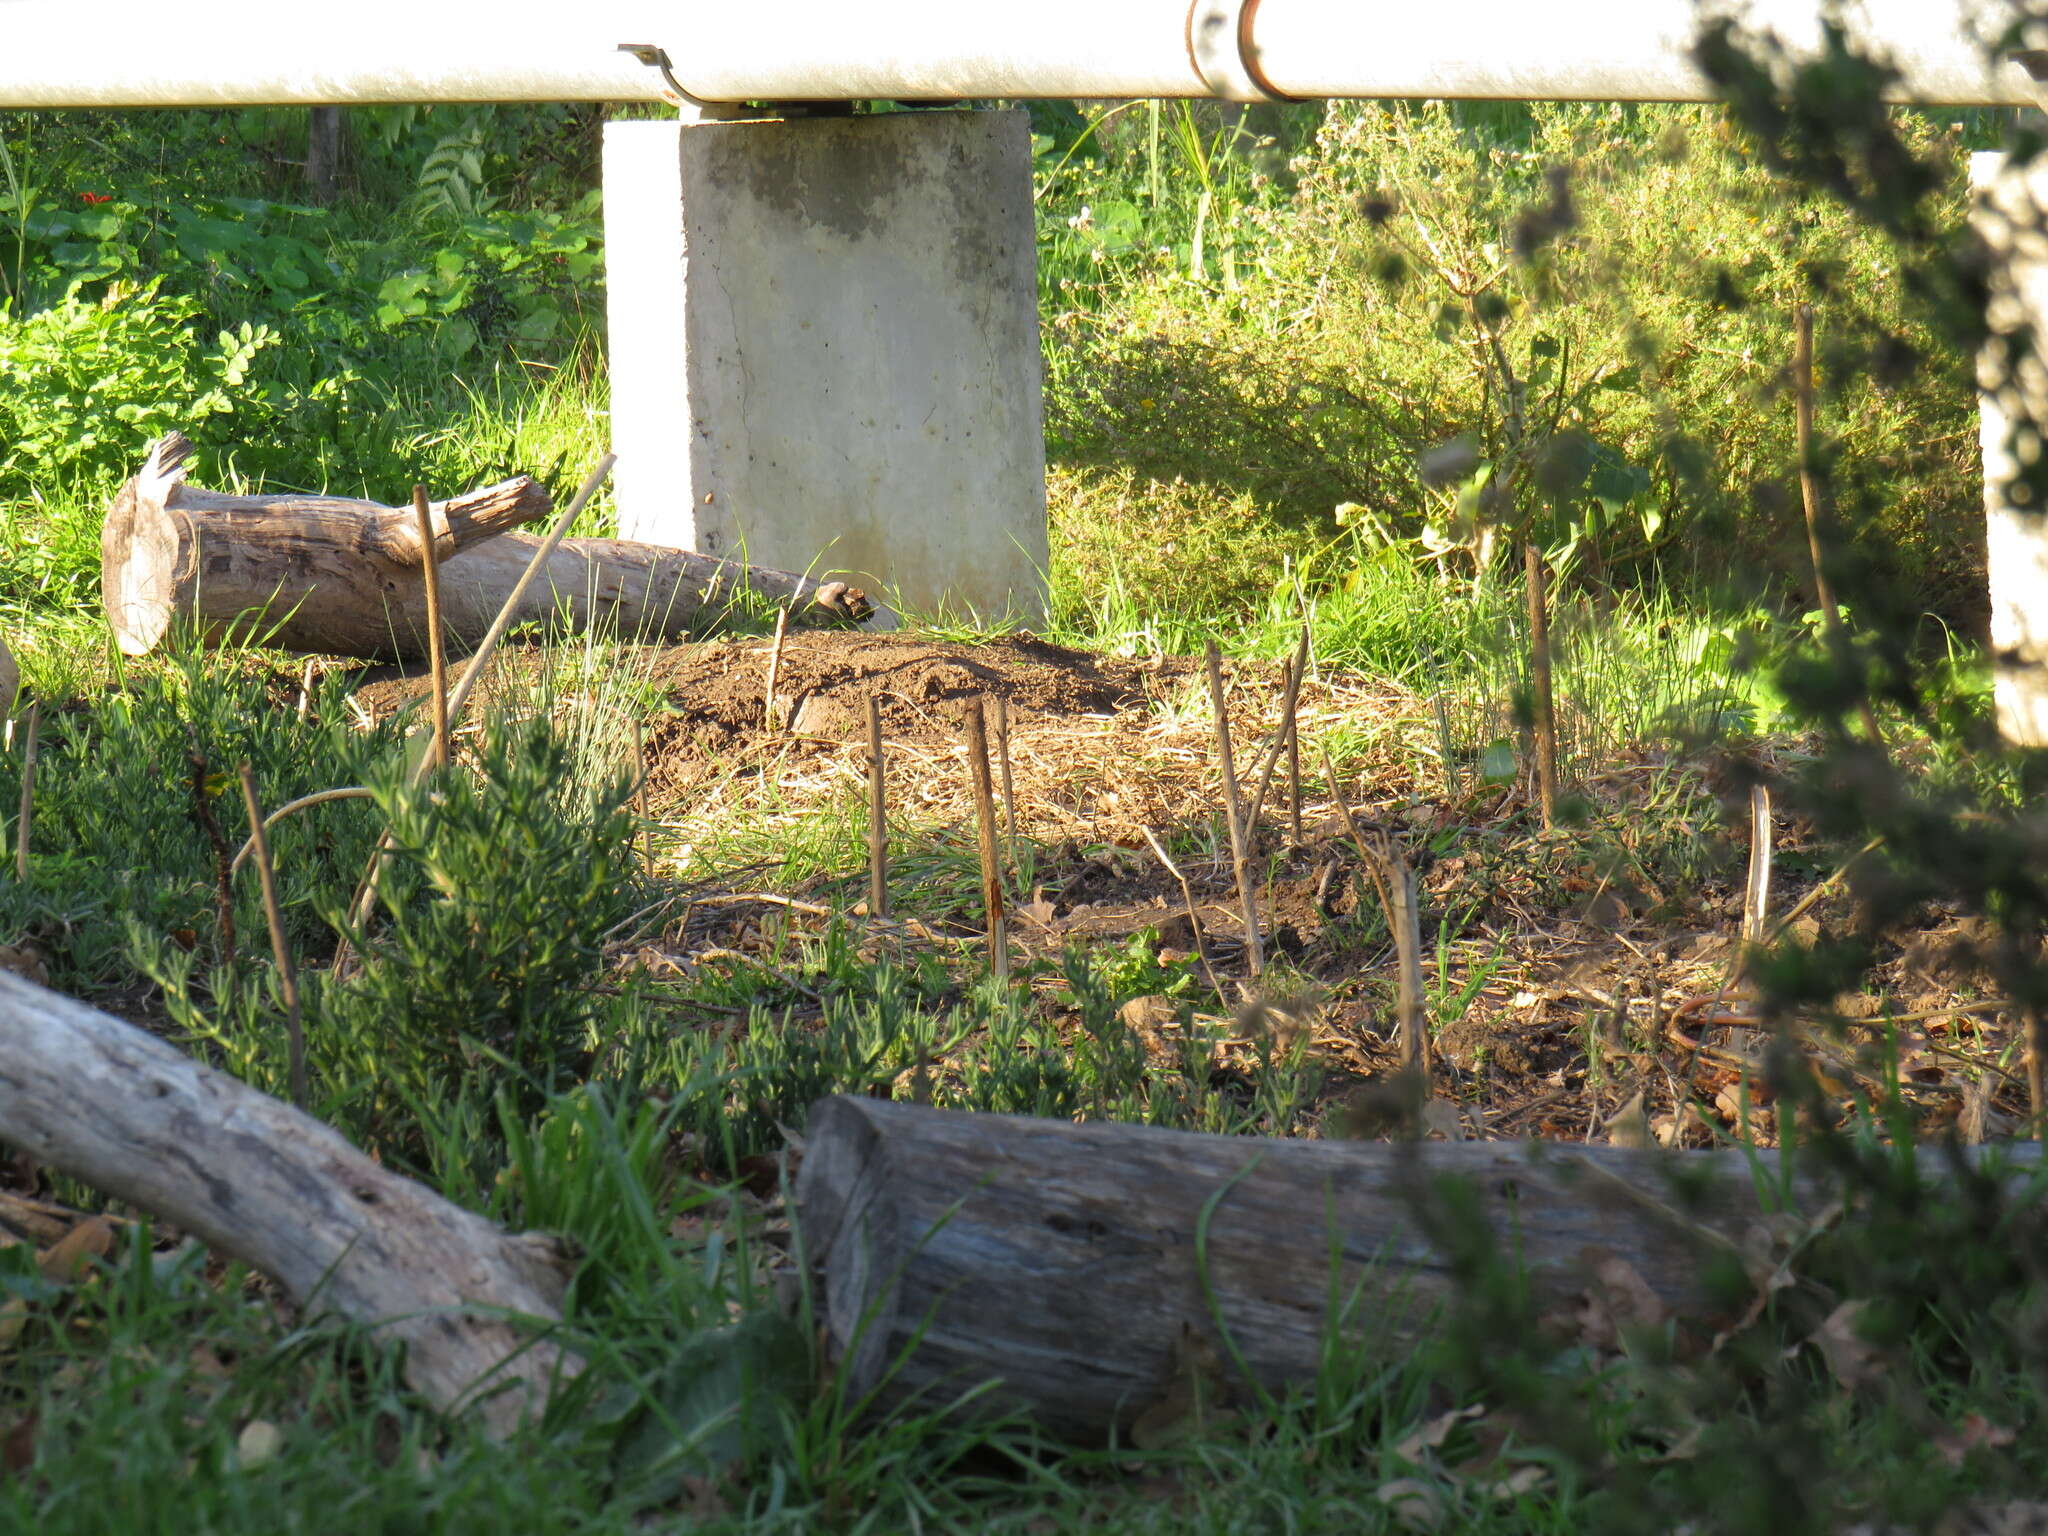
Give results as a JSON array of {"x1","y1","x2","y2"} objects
[{"x1": 349, "y1": 630, "x2": 2026, "y2": 1149}]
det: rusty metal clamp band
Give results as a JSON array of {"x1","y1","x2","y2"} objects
[{"x1": 1185, "y1": 0, "x2": 1293, "y2": 102}]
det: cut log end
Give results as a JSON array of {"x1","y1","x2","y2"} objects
[{"x1": 101, "y1": 472, "x2": 185, "y2": 657}]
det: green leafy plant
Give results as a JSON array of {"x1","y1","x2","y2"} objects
[{"x1": 326, "y1": 713, "x2": 640, "y2": 1119}]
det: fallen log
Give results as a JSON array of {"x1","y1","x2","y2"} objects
[
  {"x1": 796, "y1": 1095, "x2": 2044, "y2": 1444},
  {"x1": 102, "y1": 432, "x2": 879, "y2": 662},
  {"x1": 0, "y1": 969, "x2": 578, "y2": 1437}
]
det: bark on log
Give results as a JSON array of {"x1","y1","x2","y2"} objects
[
  {"x1": 0, "y1": 969, "x2": 578, "y2": 1436},
  {"x1": 103, "y1": 432, "x2": 879, "y2": 662},
  {"x1": 796, "y1": 1096, "x2": 2043, "y2": 1444}
]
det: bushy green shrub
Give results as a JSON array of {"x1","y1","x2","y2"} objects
[
  {"x1": 0, "y1": 284, "x2": 275, "y2": 577},
  {"x1": 323, "y1": 714, "x2": 640, "y2": 1116},
  {"x1": 1, "y1": 657, "x2": 394, "y2": 989},
  {"x1": 1046, "y1": 101, "x2": 1982, "y2": 622}
]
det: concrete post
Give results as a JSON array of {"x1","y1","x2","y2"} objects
[
  {"x1": 1972, "y1": 151, "x2": 2048, "y2": 745},
  {"x1": 602, "y1": 108, "x2": 1049, "y2": 623}
]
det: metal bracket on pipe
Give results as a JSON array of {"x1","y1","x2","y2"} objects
[
  {"x1": 617, "y1": 44, "x2": 736, "y2": 113},
  {"x1": 1186, "y1": 0, "x2": 1290, "y2": 103},
  {"x1": 616, "y1": 47, "x2": 855, "y2": 122}
]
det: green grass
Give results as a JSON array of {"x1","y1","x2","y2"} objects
[{"x1": 0, "y1": 88, "x2": 2042, "y2": 1536}]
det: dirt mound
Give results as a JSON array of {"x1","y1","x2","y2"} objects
[
  {"x1": 349, "y1": 630, "x2": 1218, "y2": 810},
  {"x1": 637, "y1": 631, "x2": 1186, "y2": 780}
]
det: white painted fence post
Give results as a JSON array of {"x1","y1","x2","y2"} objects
[
  {"x1": 602, "y1": 107, "x2": 1049, "y2": 624},
  {"x1": 1972, "y1": 150, "x2": 2048, "y2": 745}
]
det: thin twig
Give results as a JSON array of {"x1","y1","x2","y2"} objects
[
  {"x1": 1285, "y1": 681, "x2": 1303, "y2": 847},
  {"x1": 1142, "y1": 826, "x2": 1225, "y2": 999},
  {"x1": 441, "y1": 454, "x2": 617, "y2": 732},
  {"x1": 1205, "y1": 641, "x2": 1263, "y2": 979},
  {"x1": 238, "y1": 764, "x2": 306, "y2": 1111},
  {"x1": 1794, "y1": 304, "x2": 1885, "y2": 747},
  {"x1": 230, "y1": 787, "x2": 375, "y2": 876},
  {"x1": 413, "y1": 484, "x2": 451, "y2": 772},
  {"x1": 1323, "y1": 745, "x2": 1426, "y2": 1070},
  {"x1": 764, "y1": 605, "x2": 790, "y2": 732},
  {"x1": 338, "y1": 455, "x2": 618, "y2": 960},
  {"x1": 1763, "y1": 834, "x2": 1881, "y2": 947},
  {"x1": 992, "y1": 693, "x2": 1019, "y2": 875},
  {"x1": 1247, "y1": 625, "x2": 1311, "y2": 832},
  {"x1": 632, "y1": 718, "x2": 655, "y2": 876},
  {"x1": 1795, "y1": 304, "x2": 1843, "y2": 633},
  {"x1": 1523, "y1": 539, "x2": 1559, "y2": 831},
  {"x1": 962, "y1": 697, "x2": 1009, "y2": 981},
  {"x1": 867, "y1": 695, "x2": 889, "y2": 920},
  {"x1": 13, "y1": 701, "x2": 37, "y2": 884},
  {"x1": 185, "y1": 729, "x2": 236, "y2": 967}
]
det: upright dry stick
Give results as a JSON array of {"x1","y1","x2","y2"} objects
[
  {"x1": 13, "y1": 701, "x2": 38, "y2": 884},
  {"x1": 1141, "y1": 825, "x2": 1224, "y2": 1000},
  {"x1": 1523, "y1": 540, "x2": 1559, "y2": 832},
  {"x1": 1741, "y1": 783, "x2": 1772, "y2": 946},
  {"x1": 632, "y1": 717, "x2": 655, "y2": 876},
  {"x1": 1205, "y1": 641, "x2": 1263, "y2": 979},
  {"x1": 962, "y1": 697, "x2": 1009, "y2": 981},
  {"x1": 1794, "y1": 305, "x2": 1886, "y2": 747},
  {"x1": 1247, "y1": 625, "x2": 1312, "y2": 833},
  {"x1": 412, "y1": 484, "x2": 451, "y2": 772},
  {"x1": 340, "y1": 454, "x2": 618, "y2": 952},
  {"x1": 238, "y1": 763, "x2": 306, "y2": 1111},
  {"x1": 866, "y1": 695, "x2": 890, "y2": 920},
  {"x1": 1286, "y1": 651, "x2": 1302, "y2": 847},
  {"x1": 1323, "y1": 745, "x2": 1426, "y2": 1070},
  {"x1": 186, "y1": 730, "x2": 236, "y2": 967},
  {"x1": 992, "y1": 694, "x2": 1019, "y2": 871},
  {"x1": 1794, "y1": 305, "x2": 1844, "y2": 632},
  {"x1": 764, "y1": 605, "x2": 790, "y2": 732}
]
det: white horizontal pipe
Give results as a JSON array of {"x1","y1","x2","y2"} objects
[
  {"x1": 0, "y1": 0, "x2": 2039, "y2": 108},
  {"x1": 1249, "y1": 0, "x2": 2042, "y2": 106},
  {"x1": 0, "y1": 1, "x2": 675, "y2": 106}
]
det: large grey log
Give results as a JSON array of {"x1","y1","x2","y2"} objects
[
  {"x1": 101, "y1": 432, "x2": 878, "y2": 662},
  {"x1": 796, "y1": 1095, "x2": 2043, "y2": 1444},
  {"x1": 0, "y1": 969, "x2": 578, "y2": 1437}
]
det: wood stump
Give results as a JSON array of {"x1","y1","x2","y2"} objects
[{"x1": 102, "y1": 432, "x2": 878, "y2": 662}]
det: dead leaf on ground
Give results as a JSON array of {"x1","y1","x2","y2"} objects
[
  {"x1": 1604, "y1": 1090, "x2": 1651, "y2": 1149},
  {"x1": 235, "y1": 1419, "x2": 284, "y2": 1470},
  {"x1": 1652, "y1": 1103, "x2": 1711, "y2": 1148},
  {"x1": 1932, "y1": 1412, "x2": 2018, "y2": 1468},
  {"x1": 1800, "y1": 1299, "x2": 1887, "y2": 1391},
  {"x1": 1419, "y1": 1098, "x2": 1467, "y2": 1141},
  {"x1": 1392, "y1": 1404, "x2": 1485, "y2": 1463},
  {"x1": 1375, "y1": 1477, "x2": 1448, "y2": 1532},
  {"x1": 1014, "y1": 898, "x2": 1059, "y2": 929},
  {"x1": 37, "y1": 1216, "x2": 113, "y2": 1283},
  {"x1": 1567, "y1": 1250, "x2": 1667, "y2": 1354},
  {"x1": 0, "y1": 943, "x2": 49, "y2": 987},
  {"x1": 1473, "y1": 1463, "x2": 1550, "y2": 1501}
]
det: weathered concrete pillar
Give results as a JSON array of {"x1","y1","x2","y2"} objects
[
  {"x1": 1972, "y1": 150, "x2": 2048, "y2": 745},
  {"x1": 602, "y1": 108, "x2": 1049, "y2": 623}
]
